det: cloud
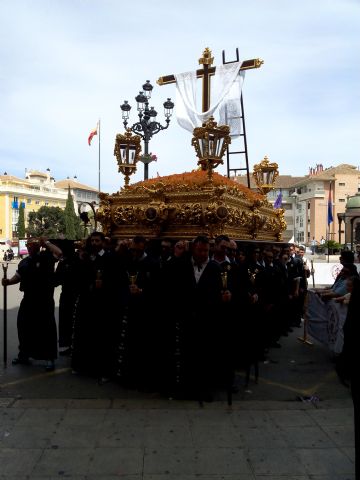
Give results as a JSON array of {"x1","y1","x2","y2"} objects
[{"x1": 0, "y1": 0, "x2": 359, "y2": 192}]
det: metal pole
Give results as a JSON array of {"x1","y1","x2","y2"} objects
[
  {"x1": 2, "y1": 262, "x2": 8, "y2": 366},
  {"x1": 98, "y1": 118, "x2": 101, "y2": 193},
  {"x1": 293, "y1": 198, "x2": 296, "y2": 243},
  {"x1": 144, "y1": 138, "x2": 149, "y2": 181}
]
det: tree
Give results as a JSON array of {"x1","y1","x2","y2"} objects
[
  {"x1": 17, "y1": 203, "x2": 26, "y2": 238},
  {"x1": 64, "y1": 188, "x2": 82, "y2": 239},
  {"x1": 27, "y1": 206, "x2": 66, "y2": 238},
  {"x1": 325, "y1": 240, "x2": 341, "y2": 255}
]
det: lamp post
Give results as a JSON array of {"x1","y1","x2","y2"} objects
[
  {"x1": 291, "y1": 191, "x2": 298, "y2": 243},
  {"x1": 120, "y1": 80, "x2": 174, "y2": 180}
]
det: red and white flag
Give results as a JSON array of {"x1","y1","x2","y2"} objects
[{"x1": 88, "y1": 123, "x2": 98, "y2": 146}]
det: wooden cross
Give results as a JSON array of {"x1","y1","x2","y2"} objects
[{"x1": 157, "y1": 48, "x2": 263, "y2": 113}]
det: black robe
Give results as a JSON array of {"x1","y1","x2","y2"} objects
[
  {"x1": 71, "y1": 250, "x2": 127, "y2": 377},
  {"x1": 16, "y1": 251, "x2": 58, "y2": 361},
  {"x1": 164, "y1": 257, "x2": 229, "y2": 396}
]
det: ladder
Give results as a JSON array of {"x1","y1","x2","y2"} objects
[{"x1": 222, "y1": 48, "x2": 251, "y2": 188}]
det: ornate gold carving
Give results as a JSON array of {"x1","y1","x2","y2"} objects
[
  {"x1": 192, "y1": 117, "x2": 231, "y2": 182},
  {"x1": 253, "y1": 155, "x2": 279, "y2": 195},
  {"x1": 173, "y1": 203, "x2": 203, "y2": 224},
  {"x1": 114, "y1": 129, "x2": 142, "y2": 188},
  {"x1": 198, "y1": 48, "x2": 214, "y2": 65},
  {"x1": 98, "y1": 170, "x2": 286, "y2": 241},
  {"x1": 255, "y1": 58, "x2": 264, "y2": 68}
]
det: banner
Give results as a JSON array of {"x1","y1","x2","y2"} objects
[{"x1": 306, "y1": 290, "x2": 347, "y2": 354}]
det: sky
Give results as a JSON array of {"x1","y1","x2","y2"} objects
[{"x1": 1, "y1": 0, "x2": 359, "y2": 194}]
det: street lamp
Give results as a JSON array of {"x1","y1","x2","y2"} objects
[{"x1": 120, "y1": 81, "x2": 174, "y2": 180}]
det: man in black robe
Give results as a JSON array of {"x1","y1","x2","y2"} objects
[
  {"x1": 164, "y1": 235, "x2": 232, "y2": 400},
  {"x1": 118, "y1": 235, "x2": 160, "y2": 389},
  {"x1": 71, "y1": 231, "x2": 126, "y2": 379},
  {"x1": 2, "y1": 237, "x2": 62, "y2": 370}
]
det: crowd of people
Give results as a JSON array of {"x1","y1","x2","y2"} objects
[
  {"x1": 2, "y1": 233, "x2": 359, "y2": 475},
  {"x1": 2, "y1": 233, "x2": 313, "y2": 399}
]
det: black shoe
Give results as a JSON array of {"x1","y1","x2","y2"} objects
[{"x1": 12, "y1": 356, "x2": 31, "y2": 365}]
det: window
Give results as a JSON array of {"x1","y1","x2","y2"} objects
[
  {"x1": 35, "y1": 200, "x2": 40, "y2": 205},
  {"x1": 27, "y1": 199, "x2": 32, "y2": 204},
  {"x1": 339, "y1": 182, "x2": 345, "y2": 186},
  {"x1": 45, "y1": 202, "x2": 49, "y2": 206},
  {"x1": 339, "y1": 199, "x2": 346, "y2": 202}
]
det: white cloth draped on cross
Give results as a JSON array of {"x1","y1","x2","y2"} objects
[{"x1": 175, "y1": 62, "x2": 245, "y2": 137}]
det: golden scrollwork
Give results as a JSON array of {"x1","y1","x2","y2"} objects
[
  {"x1": 113, "y1": 205, "x2": 138, "y2": 226},
  {"x1": 173, "y1": 203, "x2": 203, "y2": 224}
]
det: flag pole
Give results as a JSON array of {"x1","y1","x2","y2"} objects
[
  {"x1": 98, "y1": 119, "x2": 101, "y2": 194},
  {"x1": 327, "y1": 181, "x2": 332, "y2": 263}
]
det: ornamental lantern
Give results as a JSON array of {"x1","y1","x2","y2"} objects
[
  {"x1": 191, "y1": 116, "x2": 231, "y2": 182},
  {"x1": 253, "y1": 155, "x2": 279, "y2": 195},
  {"x1": 114, "y1": 129, "x2": 142, "y2": 188}
]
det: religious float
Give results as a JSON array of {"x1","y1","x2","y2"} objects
[{"x1": 96, "y1": 49, "x2": 286, "y2": 242}]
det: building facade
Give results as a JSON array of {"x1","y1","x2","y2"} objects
[
  {"x1": 289, "y1": 164, "x2": 360, "y2": 245},
  {"x1": 0, "y1": 170, "x2": 98, "y2": 241},
  {"x1": 235, "y1": 174, "x2": 304, "y2": 241},
  {"x1": 236, "y1": 164, "x2": 360, "y2": 245}
]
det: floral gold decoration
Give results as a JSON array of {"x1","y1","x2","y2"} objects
[{"x1": 97, "y1": 170, "x2": 286, "y2": 241}]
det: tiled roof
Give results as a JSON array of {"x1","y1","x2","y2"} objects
[
  {"x1": 0, "y1": 175, "x2": 29, "y2": 184},
  {"x1": 291, "y1": 164, "x2": 360, "y2": 187},
  {"x1": 234, "y1": 174, "x2": 305, "y2": 189},
  {"x1": 27, "y1": 170, "x2": 48, "y2": 177},
  {"x1": 55, "y1": 179, "x2": 98, "y2": 192}
]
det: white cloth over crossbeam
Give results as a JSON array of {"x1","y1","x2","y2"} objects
[{"x1": 175, "y1": 62, "x2": 245, "y2": 137}]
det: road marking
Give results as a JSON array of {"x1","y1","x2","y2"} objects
[
  {"x1": 1, "y1": 368, "x2": 70, "y2": 387},
  {"x1": 302, "y1": 370, "x2": 337, "y2": 396},
  {"x1": 238, "y1": 370, "x2": 338, "y2": 396}
]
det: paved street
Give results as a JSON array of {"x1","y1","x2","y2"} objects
[{"x1": 0, "y1": 259, "x2": 356, "y2": 479}]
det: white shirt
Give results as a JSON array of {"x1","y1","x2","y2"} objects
[{"x1": 192, "y1": 257, "x2": 209, "y2": 283}]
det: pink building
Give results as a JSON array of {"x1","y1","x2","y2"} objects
[{"x1": 290, "y1": 164, "x2": 360, "y2": 246}]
